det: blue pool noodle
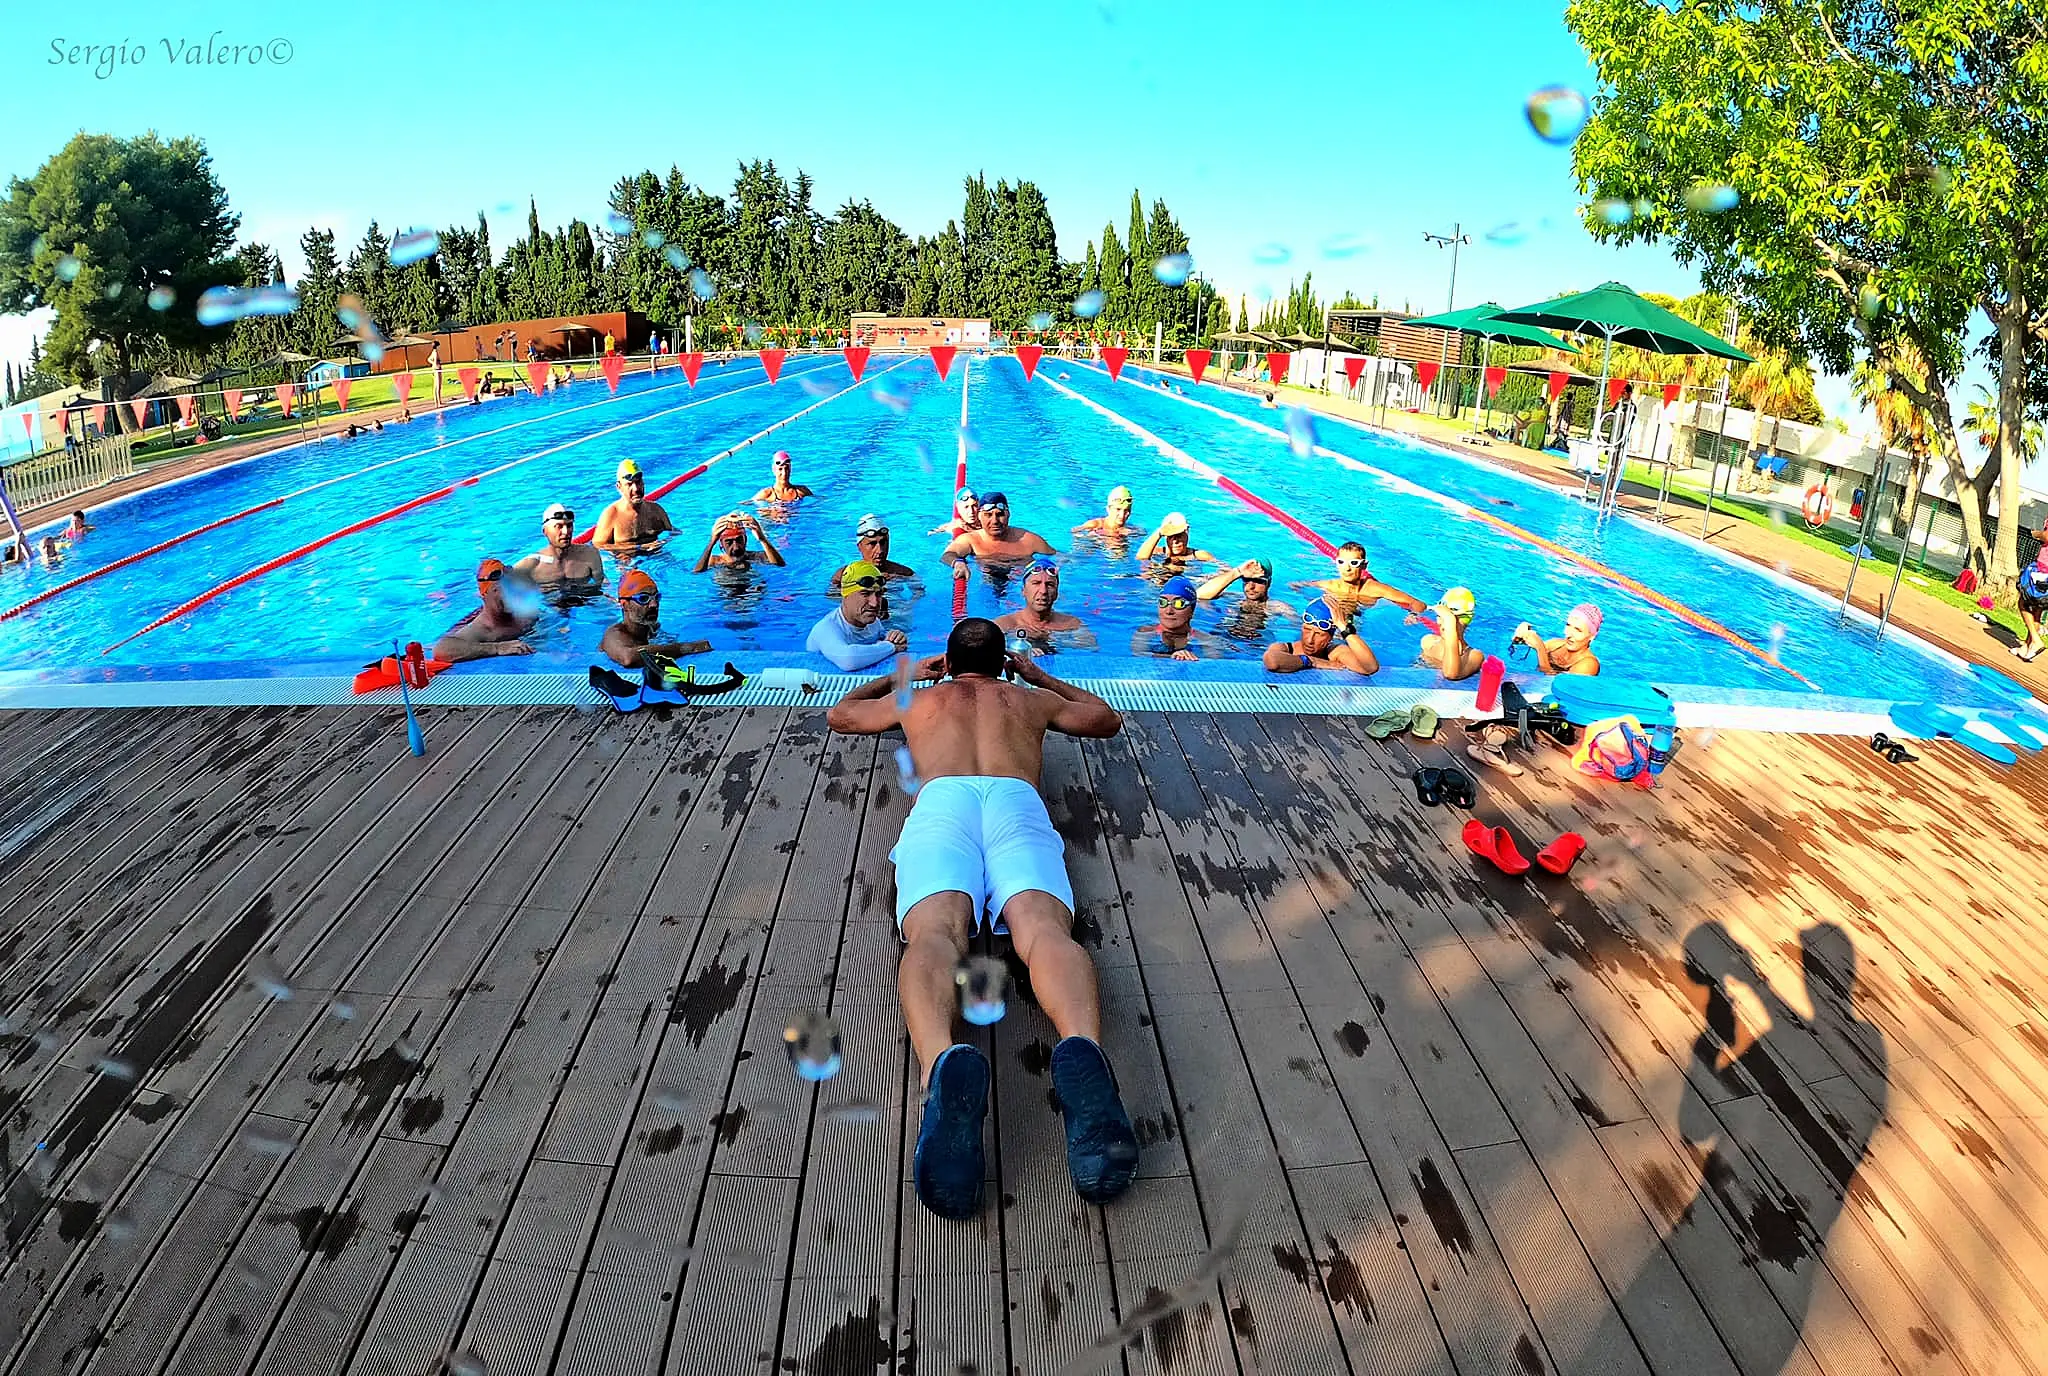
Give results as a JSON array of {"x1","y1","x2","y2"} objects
[{"x1": 393, "y1": 639, "x2": 426, "y2": 756}]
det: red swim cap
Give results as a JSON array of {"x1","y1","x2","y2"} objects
[{"x1": 618, "y1": 569, "x2": 658, "y2": 599}]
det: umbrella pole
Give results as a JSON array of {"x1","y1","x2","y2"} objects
[{"x1": 1476, "y1": 336, "x2": 1491, "y2": 434}]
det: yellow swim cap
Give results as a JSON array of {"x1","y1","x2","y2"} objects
[
  {"x1": 839, "y1": 560, "x2": 885, "y2": 595},
  {"x1": 617, "y1": 458, "x2": 642, "y2": 480},
  {"x1": 1441, "y1": 587, "x2": 1476, "y2": 621}
]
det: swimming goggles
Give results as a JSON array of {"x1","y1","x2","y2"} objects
[
  {"x1": 621, "y1": 591, "x2": 659, "y2": 606},
  {"x1": 1157, "y1": 596, "x2": 1194, "y2": 611},
  {"x1": 547, "y1": 510, "x2": 575, "y2": 524},
  {"x1": 1028, "y1": 556, "x2": 1060, "y2": 575},
  {"x1": 844, "y1": 575, "x2": 887, "y2": 593},
  {"x1": 1302, "y1": 612, "x2": 1341, "y2": 633},
  {"x1": 479, "y1": 568, "x2": 506, "y2": 584},
  {"x1": 1334, "y1": 556, "x2": 1366, "y2": 569},
  {"x1": 858, "y1": 527, "x2": 889, "y2": 539},
  {"x1": 980, "y1": 501, "x2": 1009, "y2": 514}
]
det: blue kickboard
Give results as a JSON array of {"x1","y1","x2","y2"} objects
[
  {"x1": 1545, "y1": 675, "x2": 1678, "y2": 728},
  {"x1": 1889, "y1": 702, "x2": 2018, "y2": 765},
  {"x1": 1976, "y1": 711, "x2": 2048, "y2": 751}
]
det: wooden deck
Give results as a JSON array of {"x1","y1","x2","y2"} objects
[{"x1": 4, "y1": 701, "x2": 2048, "y2": 1376}]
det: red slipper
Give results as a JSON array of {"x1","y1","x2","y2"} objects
[
  {"x1": 1461, "y1": 819, "x2": 1532, "y2": 876},
  {"x1": 1536, "y1": 832, "x2": 1587, "y2": 876}
]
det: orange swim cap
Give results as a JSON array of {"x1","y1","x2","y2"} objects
[
  {"x1": 477, "y1": 557, "x2": 509, "y2": 583},
  {"x1": 618, "y1": 569, "x2": 658, "y2": 599}
]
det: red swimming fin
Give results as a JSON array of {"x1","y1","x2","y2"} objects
[{"x1": 1535, "y1": 832, "x2": 1587, "y2": 876}]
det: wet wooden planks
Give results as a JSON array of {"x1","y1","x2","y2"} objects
[{"x1": 2, "y1": 703, "x2": 2047, "y2": 1376}]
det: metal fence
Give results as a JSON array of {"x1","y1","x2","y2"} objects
[{"x1": 1, "y1": 433, "x2": 135, "y2": 516}]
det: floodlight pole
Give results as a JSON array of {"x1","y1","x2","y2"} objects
[{"x1": 1424, "y1": 225, "x2": 1468, "y2": 415}]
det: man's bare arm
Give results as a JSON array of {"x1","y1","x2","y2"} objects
[
  {"x1": 825, "y1": 674, "x2": 899, "y2": 735},
  {"x1": 1009, "y1": 653, "x2": 1121, "y2": 738}
]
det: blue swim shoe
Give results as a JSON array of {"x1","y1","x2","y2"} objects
[
  {"x1": 1050, "y1": 1036, "x2": 1140, "y2": 1204},
  {"x1": 914, "y1": 1044, "x2": 989, "y2": 1220}
]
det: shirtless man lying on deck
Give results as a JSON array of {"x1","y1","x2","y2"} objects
[{"x1": 825, "y1": 618, "x2": 1139, "y2": 1220}]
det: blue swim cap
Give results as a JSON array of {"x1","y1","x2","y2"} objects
[{"x1": 1160, "y1": 575, "x2": 1199, "y2": 602}]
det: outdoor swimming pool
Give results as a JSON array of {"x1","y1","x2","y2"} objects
[{"x1": 0, "y1": 350, "x2": 2008, "y2": 708}]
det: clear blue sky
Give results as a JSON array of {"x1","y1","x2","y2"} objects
[{"x1": 0, "y1": 0, "x2": 1912, "y2": 428}]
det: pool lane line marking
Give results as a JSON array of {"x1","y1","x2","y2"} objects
[
  {"x1": 1062, "y1": 358, "x2": 1818, "y2": 690},
  {"x1": 0, "y1": 359, "x2": 818, "y2": 628},
  {"x1": 570, "y1": 355, "x2": 914, "y2": 542},
  {"x1": 96, "y1": 362, "x2": 842, "y2": 656}
]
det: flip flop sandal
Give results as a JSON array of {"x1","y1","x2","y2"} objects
[
  {"x1": 1412, "y1": 767, "x2": 1445, "y2": 807},
  {"x1": 1466, "y1": 742, "x2": 1526, "y2": 777},
  {"x1": 913, "y1": 1044, "x2": 990, "y2": 1220},
  {"x1": 1536, "y1": 832, "x2": 1588, "y2": 876},
  {"x1": 1050, "y1": 1037, "x2": 1139, "y2": 1204},
  {"x1": 1885, "y1": 743, "x2": 1918, "y2": 764},
  {"x1": 1869, "y1": 732, "x2": 1894, "y2": 752},
  {"x1": 1461, "y1": 818, "x2": 1533, "y2": 875},
  {"x1": 1440, "y1": 768, "x2": 1477, "y2": 809},
  {"x1": 1365, "y1": 709, "x2": 1412, "y2": 740},
  {"x1": 1409, "y1": 705, "x2": 1441, "y2": 740}
]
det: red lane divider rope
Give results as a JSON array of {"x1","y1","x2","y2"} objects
[
  {"x1": 1215, "y1": 475, "x2": 1336, "y2": 558},
  {"x1": 0, "y1": 501, "x2": 282, "y2": 625}
]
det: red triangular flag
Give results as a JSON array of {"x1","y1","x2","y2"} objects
[
  {"x1": 601, "y1": 352, "x2": 624, "y2": 393},
  {"x1": 333, "y1": 377, "x2": 353, "y2": 410},
  {"x1": 276, "y1": 382, "x2": 296, "y2": 416},
  {"x1": 128, "y1": 397, "x2": 151, "y2": 428},
  {"x1": 458, "y1": 368, "x2": 480, "y2": 401},
  {"x1": 759, "y1": 348, "x2": 786, "y2": 384},
  {"x1": 1015, "y1": 344, "x2": 1043, "y2": 382},
  {"x1": 1417, "y1": 361, "x2": 1440, "y2": 390},
  {"x1": 1342, "y1": 356, "x2": 1367, "y2": 390},
  {"x1": 1606, "y1": 376, "x2": 1629, "y2": 407},
  {"x1": 223, "y1": 389, "x2": 242, "y2": 420},
  {"x1": 394, "y1": 372, "x2": 415, "y2": 405},
  {"x1": 679, "y1": 352, "x2": 704, "y2": 386},
  {"x1": 1185, "y1": 349, "x2": 1211, "y2": 385},
  {"x1": 92, "y1": 402, "x2": 108, "y2": 432},
  {"x1": 1483, "y1": 365, "x2": 1506, "y2": 399},
  {"x1": 843, "y1": 345, "x2": 869, "y2": 382},
  {"x1": 1662, "y1": 382, "x2": 1682, "y2": 407},
  {"x1": 929, "y1": 345, "x2": 956, "y2": 380},
  {"x1": 526, "y1": 360, "x2": 548, "y2": 395},
  {"x1": 1102, "y1": 346, "x2": 1129, "y2": 381},
  {"x1": 1546, "y1": 370, "x2": 1568, "y2": 401},
  {"x1": 1267, "y1": 351, "x2": 1291, "y2": 386},
  {"x1": 17, "y1": 410, "x2": 33, "y2": 437},
  {"x1": 177, "y1": 394, "x2": 197, "y2": 425}
]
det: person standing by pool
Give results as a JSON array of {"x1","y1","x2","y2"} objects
[
  {"x1": 599, "y1": 569, "x2": 711, "y2": 670},
  {"x1": 516, "y1": 502, "x2": 605, "y2": 594},
  {"x1": 1071, "y1": 486, "x2": 1139, "y2": 539},
  {"x1": 807, "y1": 561, "x2": 908, "y2": 670},
  {"x1": 433, "y1": 558, "x2": 539, "y2": 663},
  {"x1": 1416, "y1": 587, "x2": 1484, "y2": 681},
  {"x1": 593, "y1": 459, "x2": 677, "y2": 552},
  {"x1": 824, "y1": 618, "x2": 1138, "y2": 1220},
  {"x1": 429, "y1": 342, "x2": 441, "y2": 402},
  {"x1": 1131, "y1": 575, "x2": 1217, "y2": 662},
  {"x1": 1197, "y1": 557, "x2": 1293, "y2": 642},
  {"x1": 828, "y1": 514, "x2": 916, "y2": 591},
  {"x1": 942, "y1": 492, "x2": 1056, "y2": 581},
  {"x1": 1264, "y1": 597, "x2": 1378, "y2": 674},
  {"x1": 693, "y1": 510, "x2": 787, "y2": 573},
  {"x1": 1136, "y1": 512, "x2": 1223, "y2": 574},
  {"x1": 2013, "y1": 547, "x2": 2048, "y2": 662},
  {"x1": 1295, "y1": 542, "x2": 1427, "y2": 627},
  {"x1": 1511, "y1": 603, "x2": 1603, "y2": 676},
  {"x1": 752, "y1": 449, "x2": 814, "y2": 505},
  {"x1": 996, "y1": 557, "x2": 1095, "y2": 652}
]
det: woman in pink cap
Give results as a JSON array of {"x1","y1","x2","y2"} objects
[{"x1": 1512, "y1": 602, "x2": 1603, "y2": 676}]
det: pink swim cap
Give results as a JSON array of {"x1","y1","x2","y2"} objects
[{"x1": 1567, "y1": 603, "x2": 1604, "y2": 637}]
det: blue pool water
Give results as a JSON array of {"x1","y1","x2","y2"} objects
[{"x1": 0, "y1": 349, "x2": 1998, "y2": 705}]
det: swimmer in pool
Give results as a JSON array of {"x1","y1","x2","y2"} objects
[
  {"x1": 929, "y1": 488, "x2": 980, "y2": 537},
  {"x1": 1135, "y1": 512, "x2": 1222, "y2": 574},
  {"x1": 1512, "y1": 602, "x2": 1603, "y2": 676},
  {"x1": 751, "y1": 448, "x2": 814, "y2": 505},
  {"x1": 1293, "y1": 541, "x2": 1426, "y2": 628},
  {"x1": 942, "y1": 491, "x2": 1056, "y2": 581},
  {"x1": 593, "y1": 459, "x2": 677, "y2": 552},
  {"x1": 69, "y1": 510, "x2": 94, "y2": 538},
  {"x1": 1196, "y1": 557, "x2": 1293, "y2": 640},
  {"x1": 1130, "y1": 576, "x2": 1217, "y2": 662},
  {"x1": 996, "y1": 557, "x2": 1095, "y2": 652},
  {"x1": 1264, "y1": 598, "x2": 1377, "y2": 675},
  {"x1": 1414, "y1": 586, "x2": 1484, "y2": 681},
  {"x1": 828, "y1": 513, "x2": 916, "y2": 592},
  {"x1": 599, "y1": 569, "x2": 711, "y2": 670},
  {"x1": 433, "y1": 558, "x2": 539, "y2": 663},
  {"x1": 515, "y1": 502, "x2": 605, "y2": 592},
  {"x1": 693, "y1": 509, "x2": 787, "y2": 573},
  {"x1": 1071, "y1": 486, "x2": 1139, "y2": 538}
]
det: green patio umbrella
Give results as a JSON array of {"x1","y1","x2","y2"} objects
[{"x1": 1405, "y1": 302, "x2": 1573, "y2": 428}]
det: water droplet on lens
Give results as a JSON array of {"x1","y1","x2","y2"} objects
[
  {"x1": 653, "y1": 1086, "x2": 688, "y2": 1112},
  {"x1": 954, "y1": 956, "x2": 1009, "y2": 1026},
  {"x1": 249, "y1": 955, "x2": 293, "y2": 1001},
  {"x1": 783, "y1": 1010, "x2": 843, "y2": 1082},
  {"x1": 1283, "y1": 407, "x2": 1317, "y2": 458},
  {"x1": 1074, "y1": 290, "x2": 1105, "y2": 319},
  {"x1": 1028, "y1": 311, "x2": 1054, "y2": 331},
  {"x1": 689, "y1": 268, "x2": 714, "y2": 300},
  {"x1": 244, "y1": 1127, "x2": 294, "y2": 1157},
  {"x1": 1525, "y1": 85, "x2": 1589, "y2": 144},
  {"x1": 895, "y1": 745, "x2": 921, "y2": 797},
  {"x1": 744, "y1": 321, "x2": 764, "y2": 345},
  {"x1": 1319, "y1": 233, "x2": 1366, "y2": 259},
  {"x1": 396, "y1": 1037, "x2": 421, "y2": 1062},
  {"x1": 94, "y1": 1056, "x2": 136, "y2": 1081},
  {"x1": 1152, "y1": 253, "x2": 1193, "y2": 286},
  {"x1": 147, "y1": 286, "x2": 176, "y2": 312},
  {"x1": 55, "y1": 253, "x2": 82, "y2": 282},
  {"x1": 389, "y1": 228, "x2": 440, "y2": 266},
  {"x1": 664, "y1": 245, "x2": 691, "y2": 272},
  {"x1": 1592, "y1": 198, "x2": 1633, "y2": 227},
  {"x1": 958, "y1": 421, "x2": 980, "y2": 452},
  {"x1": 196, "y1": 286, "x2": 246, "y2": 326},
  {"x1": 1857, "y1": 284, "x2": 1885, "y2": 319},
  {"x1": 913, "y1": 439, "x2": 933, "y2": 472},
  {"x1": 1630, "y1": 197, "x2": 1653, "y2": 219},
  {"x1": 1251, "y1": 243, "x2": 1292, "y2": 266},
  {"x1": 105, "y1": 1208, "x2": 136, "y2": 1240},
  {"x1": 871, "y1": 377, "x2": 910, "y2": 414},
  {"x1": 641, "y1": 228, "x2": 666, "y2": 249},
  {"x1": 823, "y1": 1099, "x2": 881, "y2": 1126},
  {"x1": 605, "y1": 211, "x2": 633, "y2": 234},
  {"x1": 104, "y1": 281, "x2": 123, "y2": 299},
  {"x1": 1683, "y1": 182, "x2": 1740, "y2": 213},
  {"x1": 328, "y1": 1000, "x2": 356, "y2": 1021},
  {"x1": 1485, "y1": 222, "x2": 1528, "y2": 246},
  {"x1": 443, "y1": 1351, "x2": 488, "y2": 1376},
  {"x1": 1766, "y1": 624, "x2": 1787, "y2": 659},
  {"x1": 248, "y1": 283, "x2": 300, "y2": 316},
  {"x1": 893, "y1": 654, "x2": 915, "y2": 711}
]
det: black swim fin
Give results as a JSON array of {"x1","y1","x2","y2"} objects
[{"x1": 590, "y1": 665, "x2": 646, "y2": 712}]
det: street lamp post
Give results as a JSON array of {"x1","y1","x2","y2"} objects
[{"x1": 1422, "y1": 224, "x2": 1469, "y2": 415}]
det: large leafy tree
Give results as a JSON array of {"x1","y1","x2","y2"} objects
[
  {"x1": 0, "y1": 132, "x2": 240, "y2": 403},
  {"x1": 1568, "y1": 0, "x2": 2048, "y2": 585}
]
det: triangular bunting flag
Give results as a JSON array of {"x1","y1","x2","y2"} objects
[
  {"x1": 1342, "y1": 356, "x2": 1367, "y2": 391},
  {"x1": 394, "y1": 372, "x2": 415, "y2": 405},
  {"x1": 17, "y1": 410, "x2": 33, "y2": 438},
  {"x1": 1102, "y1": 346, "x2": 1129, "y2": 381},
  {"x1": 334, "y1": 378, "x2": 354, "y2": 410},
  {"x1": 177, "y1": 394, "x2": 198, "y2": 425},
  {"x1": 92, "y1": 403, "x2": 108, "y2": 433},
  {"x1": 1546, "y1": 370, "x2": 1568, "y2": 401},
  {"x1": 526, "y1": 360, "x2": 548, "y2": 395},
  {"x1": 679, "y1": 352, "x2": 704, "y2": 386},
  {"x1": 601, "y1": 352, "x2": 625, "y2": 393},
  {"x1": 223, "y1": 389, "x2": 242, "y2": 420},
  {"x1": 1015, "y1": 344, "x2": 1043, "y2": 382},
  {"x1": 842, "y1": 345, "x2": 870, "y2": 382},
  {"x1": 1606, "y1": 376, "x2": 1629, "y2": 407},
  {"x1": 277, "y1": 382, "x2": 296, "y2": 416},
  {"x1": 929, "y1": 345, "x2": 956, "y2": 380},
  {"x1": 1662, "y1": 382, "x2": 1682, "y2": 407},
  {"x1": 1483, "y1": 365, "x2": 1506, "y2": 399},
  {"x1": 1267, "y1": 352, "x2": 1291, "y2": 386},
  {"x1": 458, "y1": 368, "x2": 480, "y2": 401},
  {"x1": 759, "y1": 348, "x2": 786, "y2": 384},
  {"x1": 1417, "y1": 361, "x2": 1440, "y2": 390},
  {"x1": 1185, "y1": 349, "x2": 1211, "y2": 386},
  {"x1": 128, "y1": 397, "x2": 151, "y2": 428}
]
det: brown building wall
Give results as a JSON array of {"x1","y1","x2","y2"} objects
[{"x1": 372, "y1": 312, "x2": 647, "y2": 372}]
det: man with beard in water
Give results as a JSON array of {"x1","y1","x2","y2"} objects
[
  {"x1": 592, "y1": 459, "x2": 677, "y2": 552},
  {"x1": 433, "y1": 558, "x2": 538, "y2": 663}
]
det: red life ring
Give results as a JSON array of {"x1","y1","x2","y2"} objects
[{"x1": 1802, "y1": 485, "x2": 1834, "y2": 527}]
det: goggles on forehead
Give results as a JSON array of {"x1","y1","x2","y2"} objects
[
  {"x1": 547, "y1": 510, "x2": 575, "y2": 524},
  {"x1": 479, "y1": 568, "x2": 506, "y2": 584},
  {"x1": 844, "y1": 575, "x2": 886, "y2": 593},
  {"x1": 1302, "y1": 612, "x2": 1340, "y2": 633}
]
